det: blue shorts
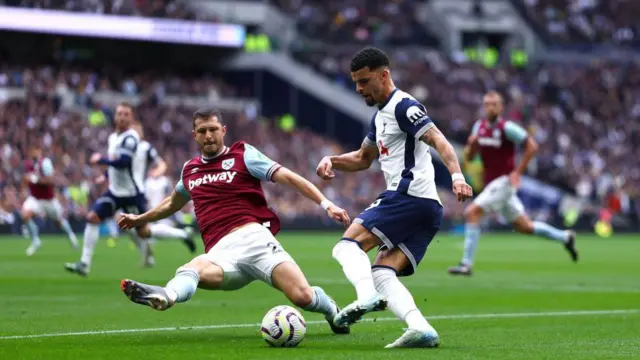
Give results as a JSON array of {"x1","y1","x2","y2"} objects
[
  {"x1": 91, "y1": 190, "x2": 147, "y2": 221},
  {"x1": 354, "y1": 190, "x2": 443, "y2": 276}
]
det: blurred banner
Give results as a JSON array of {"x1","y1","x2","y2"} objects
[{"x1": 0, "y1": 7, "x2": 245, "y2": 47}]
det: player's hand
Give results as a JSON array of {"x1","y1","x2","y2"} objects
[
  {"x1": 326, "y1": 204, "x2": 351, "y2": 228},
  {"x1": 95, "y1": 175, "x2": 106, "y2": 185},
  {"x1": 118, "y1": 213, "x2": 143, "y2": 230},
  {"x1": 509, "y1": 171, "x2": 521, "y2": 188},
  {"x1": 89, "y1": 153, "x2": 103, "y2": 165},
  {"x1": 316, "y1": 156, "x2": 335, "y2": 180},
  {"x1": 453, "y1": 179, "x2": 473, "y2": 202},
  {"x1": 467, "y1": 135, "x2": 478, "y2": 147}
]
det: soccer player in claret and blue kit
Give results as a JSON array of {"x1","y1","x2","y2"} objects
[{"x1": 118, "y1": 108, "x2": 352, "y2": 335}]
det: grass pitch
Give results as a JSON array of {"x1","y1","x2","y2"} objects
[{"x1": 1, "y1": 232, "x2": 638, "y2": 359}]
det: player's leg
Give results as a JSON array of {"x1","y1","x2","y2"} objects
[
  {"x1": 373, "y1": 201, "x2": 442, "y2": 348},
  {"x1": 148, "y1": 221, "x2": 196, "y2": 254},
  {"x1": 448, "y1": 203, "x2": 484, "y2": 275},
  {"x1": 270, "y1": 261, "x2": 349, "y2": 334},
  {"x1": 121, "y1": 255, "x2": 222, "y2": 310},
  {"x1": 373, "y1": 250, "x2": 439, "y2": 348},
  {"x1": 48, "y1": 199, "x2": 78, "y2": 249},
  {"x1": 64, "y1": 195, "x2": 116, "y2": 276},
  {"x1": 512, "y1": 214, "x2": 578, "y2": 261},
  {"x1": 21, "y1": 197, "x2": 42, "y2": 256}
]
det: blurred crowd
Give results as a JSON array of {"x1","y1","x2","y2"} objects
[
  {"x1": 0, "y1": 0, "x2": 219, "y2": 21},
  {"x1": 518, "y1": 0, "x2": 640, "y2": 47},
  {"x1": 293, "y1": 46, "x2": 640, "y2": 210}
]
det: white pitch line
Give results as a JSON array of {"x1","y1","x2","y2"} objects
[{"x1": 1, "y1": 309, "x2": 637, "y2": 341}]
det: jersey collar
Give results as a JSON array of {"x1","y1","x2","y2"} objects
[
  {"x1": 200, "y1": 146, "x2": 229, "y2": 163},
  {"x1": 378, "y1": 88, "x2": 398, "y2": 110}
]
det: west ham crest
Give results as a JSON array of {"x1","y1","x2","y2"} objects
[{"x1": 222, "y1": 158, "x2": 235, "y2": 170}]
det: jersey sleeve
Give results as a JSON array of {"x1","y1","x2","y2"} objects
[
  {"x1": 118, "y1": 135, "x2": 138, "y2": 157},
  {"x1": 147, "y1": 146, "x2": 161, "y2": 164},
  {"x1": 175, "y1": 161, "x2": 191, "y2": 199},
  {"x1": 363, "y1": 112, "x2": 377, "y2": 147},
  {"x1": 470, "y1": 120, "x2": 481, "y2": 136},
  {"x1": 394, "y1": 98, "x2": 435, "y2": 139},
  {"x1": 41, "y1": 158, "x2": 54, "y2": 176},
  {"x1": 243, "y1": 144, "x2": 282, "y2": 182},
  {"x1": 504, "y1": 121, "x2": 528, "y2": 145}
]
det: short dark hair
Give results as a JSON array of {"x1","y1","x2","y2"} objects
[
  {"x1": 350, "y1": 47, "x2": 390, "y2": 72},
  {"x1": 193, "y1": 108, "x2": 223, "y2": 128}
]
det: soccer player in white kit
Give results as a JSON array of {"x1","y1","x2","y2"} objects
[
  {"x1": 65, "y1": 103, "x2": 154, "y2": 276},
  {"x1": 316, "y1": 48, "x2": 473, "y2": 348}
]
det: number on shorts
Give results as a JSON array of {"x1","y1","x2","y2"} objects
[
  {"x1": 124, "y1": 206, "x2": 140, "y2": 215},
  {"x1": 266, "y1": 241, "x2": 283, "y2": 254},
  {"x1": 365, "y1": 199, "x2": 382, "y2": 211}
]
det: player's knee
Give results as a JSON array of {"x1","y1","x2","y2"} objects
[
  {"x1": 288, "y1": 285, "x2": 314, "y2": 308},
  {"x1": 464, "y1": 205, "x2": 482, "y2": 222},
  {"x1": 85, "y1": 212, "x2": 101, "y2": 224},
  {"x1": 22, "y1": 210, "x2": 33, "y2": 221},
  {"x1": 514, "y1": 219, "x2": 534, "y2": 234}
]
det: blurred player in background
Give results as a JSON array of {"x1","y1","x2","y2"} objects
[
  {"x1": 64, "y1": 103, "x2": 153, "y2": 276},
  {"x1": 316, "y1": 47, "x2": 473, "y2": 348},
  {"x1": 21, "y1": 144, "x2": 78, "y2": 256},
  {"x1": 118, "y1": 108, "x2": 352, "y2": 335},
  {"x1": 448, "y1": 91, "x2": 579, "y2": 276}
]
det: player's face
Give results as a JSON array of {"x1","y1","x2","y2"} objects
[
  {"x1": 29, "y1": 147, "x2": 42, "y2": 159},
  {"x1": 483, "y1": 95, "x2": 503, "y2": 120},
  {"x1": 193, "y1": 116, "x2": 227, "y2": 157},
  {"x1": 114, "y1": 105, "x2": 134, "y2": 131},
  {"x1": 351, "y1": 67, "x2": 386, "y2": 106}
]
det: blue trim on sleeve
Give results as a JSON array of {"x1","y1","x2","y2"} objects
[
  {"x1": 394, "y1": 98, "x2": 433, "y2": 138},
  {"x1": 175, "y1": 179, "x2": 191, "y2": 199},
  {"x1": 243, "y1": 144, "x2": 279, "y2": 181}
]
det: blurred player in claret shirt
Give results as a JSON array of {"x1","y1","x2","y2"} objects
[
  {"x1": 117, "y1": 108, "x2": 352, "y2": 335},
  {"x1": 448, "y1": 91, "x2": 579, "y2": 276},
  {"x1": 22, "y1": 144, "x2": 78, "y2": 256}
]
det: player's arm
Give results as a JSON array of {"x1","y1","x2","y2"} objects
[
  {"x1": 118, "y1": 187, "x2": 190, "y2": 229},
  {"x1": 91, "y1": 135, "x2": 137, "y2": 168},
  {"x1": 244, "y1": 144, "x2": 350, "y2": 227},
  {"x1": 147, "y1": 146, "x2": 167, "y2": 178},
  {"x1": 317, "y1": 114, "x2": 378, "y2": 179},
  {"x1": 25, "y1": 158, "x2": 54, "y2": 185},
  {"x1": 463, "y1": 121, "x2": 482, "y2": 162},
  {"x1": 507, "y1": 121, "x2": 538, "y2": 175},
  {"x1": 394, "y1": 98, "x2": 472, "y2": 201}
]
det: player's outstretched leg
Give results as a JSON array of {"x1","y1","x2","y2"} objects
[
  {"x1": 149, "y1": 223, "x2": 197, "y2": 254},
  {"x1": 121, "y1": 256, "x2": 211, "y2": 311},
  {"x1": 449, "y1": 204, "x2": 483, "y2": 276},
  {"x1": 64, "y1": 213, "x2": 100, "y2": 276},
  {"x1": 271, "y1": 261, "x2": 349, "y2": 335},
  {"x1": 373, "y1": 250, "x2": 439, "y2": 348},
  {"x1": 55, "y1": 217, "x2": 78, "y2": 250},
  {"x1": 22, "y1": 212, "x2": 41, "y2": 256},
  {"x1": 331, "y1": 224, "x2": 388, "y2": 327},
  {"x1": 512, "y1": 215, "x2": 578, "y2": 262}
]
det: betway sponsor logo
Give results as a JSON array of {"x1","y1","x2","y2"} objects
[
  {"x1": 188, "y1": 171, "x2": 237, "y2": 190},
  {"x1": 478, "y1": 137, "x2": 502, "y2": 148}
]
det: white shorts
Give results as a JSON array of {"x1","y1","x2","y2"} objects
[
  {"x1": 22, "y1": 196, "x2": 64, "y2": 220},
  {"x1": 197, "y1": 223, "x2": 295, "y2": 291},
  {"x1": 473, "y1": 175, "x2": 525, "y2": 223}
]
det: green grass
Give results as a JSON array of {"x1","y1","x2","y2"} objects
[{"x1": 1, "y1": 232, "x2": 639, "y2": 359}]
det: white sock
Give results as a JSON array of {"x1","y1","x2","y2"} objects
[
  {"x1": 150, "y1": 223, "x2": 189, "y2": 240},
  {"x1": 25, "y1": 219, "x2": 41, "y2": 244},
  {"x1": 165, "y1": 267, "x2": 199, "y2": 303},
  {"x1": 532, "y1": 221, "x2": 569, "y2": 243},
  {"x1": 80, "y1": 223, "x2": 100, "y2": 266},
  {"x1": 302, "y1": 286, "x2": 338, "y2": 318},
  {"x1": 59, "y1": 218, "x2": 78, "y2": 246},
  {"x1": 107, "y1": 219, "x2": 119, "y2": 238},
  {"x1": 461, "y1": 224, "x2": 481, "y2": 266},
  {"x1": 372, "y1": 267, "x2": 435, "y2": 332},
  {"x1": 332, "y1": 239, "x2": 377, "y2": 301}
]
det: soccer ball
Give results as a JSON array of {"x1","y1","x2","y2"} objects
[{"x1": 260, "y1": 305, "x2": 307, "y2": 347}]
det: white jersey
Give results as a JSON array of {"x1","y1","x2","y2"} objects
[
  {"x1": 363, "y1": 88, "x2": 441, "y2": 203},
  {"x1": 107, "y1": 129, "x2": 145, "y2": 197},
  {"x1": 145, "y1": 176, "x2": 172, "y2": 208}
]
